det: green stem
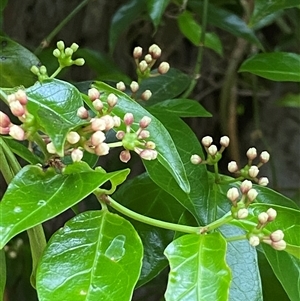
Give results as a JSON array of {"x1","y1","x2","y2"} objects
[
  {"x1": 50, "y1": 66, "x2": 63, "y2": 79},
  {"x1": 107, "y1": 196, "x2": 202, "y2": 234},
  {"x1": 181, "y1": 0, "x2": 208, "y2": 98},
  {"x1": 0, "y1": 142, "x2": 14, "y2": 183},
  {"x1": 34, "y1": 0, "x2": 90, "y2": 55},
  {"x1": 226, "y1": 234, "x2": 247, "y2": 242},
  {"x1": 205, "y1": 213, "x2": 234, "y2": 232},
  {"x1": 214, "y1": 162, "x2": 221, "y2": 183}
]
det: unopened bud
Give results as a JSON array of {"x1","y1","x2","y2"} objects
[
  {"x1": 138, "y1": 130, "x2": 150, "y2": 139},
  {"x1": 15, "y1": 90, "x2": 27, "y2": 105},
  {"x1": 0, "y1": 111, "x2": 11, "y2": 127},
  {"x1": 266, "y1": 208, "x2": 277, "y2": 221},
  {"x1": 46, "y1": 142, "x2": 57, "y2": 154},
  {"x1": 140, "y1": 149, "x2": 158, "y2": 160},
  {"x1": 270, "y1": 230, "x2": 284, "y2": 242},
  {"x1": 133, "y1": 46, "x2": 143, "y2": 59},
  {"x1": 130, "y1": 81, "x2": 139, "y2": 93},
  {"x1": 93, "y1": 99, "x2": 103, "y2": 111},
  {"x1": 116, "y1": 131, "x2": 125, "y2": 140},
  {"x1": 95, "y1": 143, "x2": 109, "y2": 156},
  {"x1": 144, "y1": 54, "x2": 152, "y2": 63},
  {"x1": 65, "y1": 47, "x2": 73, "y2": 57},
  {"x1": 7, "y1": 94, "x2": 16, "y2": 103},
  {"x1": 113, "y1": 116, "x2": 121, "y2": 127},
  {"x1": 91, "y1": 131, "x2": 106, "y2": 146},
  {"x1": 70, "y1": 43, "x2": 79, "y2": 52},
  {"x1": 74, "y1": 58, "x2": 85, "y2": 66},
  {"x1": 57, "y1": 41, "x2": 65, "y2": 50},
  {"x1": 116, "y1": 81, "x2": 126, "y2": 91},
  {"x1": 228, "y1": 161, "x2": 238, "y2": 173},
  {"x1": 247, "y1": 147, "x2": 257, "y2": 160},
  {"x1": 53, "y1": 49, "x2": 61, "y2": 57},
  {"x1": 240, "y1": 180, "x2": 252, "y2": 194},
  {"x1": 139, "y1": 116, "x2": 151, "y2": 128},
  {"x1": 124, "y1": 113, "x2": 134, "y2": 126},
  {"x1": 248, "y1": 166, "x2": 259, "y2": 178},
  {"x1": 88, "y1": 88, "x2": 100, "y2": 101},
  {"x1": 201, "y1": 136, "x2": 213, "y2": 147},
  {"x1": 237, "y1": 208, "x2": 248, "y2": 219},
  {"x1": 145, "y1": 141, "x2": 156, "y2": 150},
  {"x1": 77, "y1": 106, "x2": 89, "y2": 119},
  {"x1": 0, "y1": 126, "x2": 10, "y2": 134},
  {"x1": 91, "y1": 118, "x2": 106, "y2": 131},
  {"x1": 71, "y1": 148, "x2": 83, "y2": 162},
  {"x1": 247, "y1": 188, "x2": 258, "y2": 202},
  {"x1": 66, "y1": 131, "x2": 80, "y2": 144},
  {"x1": 139, "y1": 60, "x2": 148, "y2": 72},
  {"x1": 258, "y1": 212, "x2": 268, "y2": 224},
  {"x1": 149, "y1": 44, "x2": 161, "y2": 59},
  {"x1": 158, "y1": 62, "x2": 170, "y2": 74},
  {"x1": 227, "y1": 187, "x2": 239, "y2": 202},
  {"x1": 208, "y1": 144, "x2": 218, "y2": 156},
  {"x1": 9, "y1": 125, "x2": 25, "y2": 140},
  {"x1": 120, "y1": 150, "x2": 131, "y2": 163},
  {"x1": 258, "y1": 177, "x2": 269, "y2": 186},
  {"x1": 10, "y1": 101, "x2": 25, "y2": 117},
  {"x1": 107, "y1": 93, "x2": 118, "y2": 107},
  {"x1": 141, "y1": 90, "x2": 152, "y2": 101},
  {"x1": 271, "y1": 240, "x2": 286, "y2": 251},
  {"x1": 249, "y1": 235, "x2": 260, "y2": 247},
  {"x1": 190, "y1": 154, "x2": 202, "y2": 165},
  {"x1": 220, "y1": 136, "x2": 230, "y2": 147},
  {"x1": 260, "y1": 151, "x2": 270, "y2": 163},
  {"x1": 100, "y1": 115, "x2": 115, "y2": 131}
]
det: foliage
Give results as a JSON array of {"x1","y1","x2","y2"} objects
[{"x1": 0, "y1": 0, "x2": 299, "y2": 301}]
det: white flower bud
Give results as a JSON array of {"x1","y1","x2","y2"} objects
[
  {"x1": 249, "y1": 236, "x2": 260, "y2": 247},
  {"x1": 248, "y1": 165, "x2": 259, "y2": 178},
  {"x1": 77, "y1": 106, "x2": 89, "y2": 119},
  {"x1": 10, "y1": 101, "x2": 25, "y2": 117},
  {"x1": 91, "y1": 131, "x2": 106, "y2": 146},
  {"x1": 190, "y1": 154, "x2": 202, "y2": 165},
  {"x1": 7, "y1": 93, "x2": 16, "y2": 103},
  {"x1": 271, "y1": 240, "x2": 286, "y2": 251},
  {"x1": 158, "y1": 62, "x2": 170, "y2": 74},
  {"x1": 71, "y1": 148, "x2": 83, "y2": 162},
  {"x1": 227, "y1": 187, "x2": 239, "y2": 202},
  {"x1": 258, "y1": 177, "x2": 269, "y2": 186},
  {"x1": 138, "y1": 130, "x2": 150, "y2": 139},
  {"x1": 270, "y1": 230, "x2": 284, "y2": 242},
  {"x1": 141, "y1": 90, "x2": 152, "y2": 101},
  {"x1": 145, "y1": 141, "x2": 156, "y2": 150},
  {"x1": 266, "y1": 208, "x2": 277, "y2": 221},
  {"x1": 258, "y1": 212, "x2": 268, "y2": 224},
  {"x1": 65, "y1": 47, "x2": 73, "y2": 57},
  {"x1": 100, "y1": 115, "x2": 115, "y2": 131},
  {"x1": 260, "y1": 151, "x2": 270, "y2": 163},
  {"x1": 88, "y1": 88, "x2": 100, "y2": 101},
  {"x1": 70, "y1": 43, "x2": 79, "y2": 52},
  {"x1": 201, "y1": 136, "x2": 213, "y2": 147},
  {"x1": 139, "y1": 116, "x2": 151, "y2": 128},
  {"x1": 149, "y1": 44, "x2": 161, "y2": 59},
  {"x1": 130, "y1": 81, "x2": 139, "y2": 93},
  {"x1": 9, "y1": 125, "x2": 25, "y2": 141},
  {"x1": 91, "y1": 118, "x2": 106, "y2": 131},
  {"x1": 247, "y1": 188, "x2": 258, "y2": 202},
  {"x1": 107, "y1": 93, "x2": 118, "y2": 107},
  {"x1": 208, "y1": 144, "x2": 218, "y2": 156},
  {"x1": 120, "y1": 150, "x2": 131, "y2": 163},
  {"x1": 113, "y1": 116, "x2": 121, "y2": 128},
  {"x1": 139, "y1": 60, "x2": 148, "y2": 72},
  {"x1": 15, "y1": 89, "x2": 28, "y2": 105},
  {"x1": 240, "y1": 180, "x2": 252, "y2": 194},
  {"x1": 140, "y1": 149, "x2": 158, "y2": 160},
  {"x1": 133, "y1": 46, "x2": 143, "y2": 59},
  {"x1": 95, "y1": 143, "x2": 109, "y2": 156},
  {"x1": 116, "y1": 131, "x2": 125, "y2": 140},
  {"x1": 66, "y1": 131, "x2": 80, "y2": 144},
  {"x1": 220, "y1": 136, "x2": 230, "y2": 147},
  {"x1": 228, "y1": 161, "x2": 239, "y2": 173},
  {"x1": 93, "y1": 99, "x2": 103, "y2": 111},
  {"x1": 46, "y1": 142, "x2": 56, "y2": 154},
  {"x1": 246, "y1": 147, "x2": 257, "y2": 160},
  {"x1": 237, "y1": 208, "x2": 249, "y2": 219},
  {"x1": 116, "y1": 81, "x2": 126, "y2": 91},
  {"x1": 144, "y1": 54, "x2": 152, "y2": 63}
]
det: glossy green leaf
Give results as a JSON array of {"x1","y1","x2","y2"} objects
[
  {"x1": 164, "y1": 233, "x2": 231, "y2": 301},
  {"x1": 249, "y1": 0, "x2": 300, "y2": 27},
  {"x1": 93, "y1": 81, "x2": 190, "y2": 194},
  {"x1": 252, "y1": 204, "x2": 300, "y2": 301},
  {"x1": 26, "y1": 78, "x2": 86, "y2": 156},
  {"x1": 276, "y1": 93, "x2": 300, "y2": 108},
  {"x1": 138, "y1": 68, "x2": 190, "y2": 105},
  {"x1": 188, "y1": 1, "x2": 262, "y2": 48},
  {"x1": 0, "y1": 162, "x2": 130, "y2": 248},
  {"x1": 144, "y1": 113, "x2": 209, "y2": 224},
  {"x1": 239, "y1": 52, "x2": 300, "y2": 82},
  {"x1": 178, "y1": 11, "x2": 223, "y2": 56},
  {"x1": 147, "y1": 0, "x2": 170, "y2": 30},
  {"x1": 113, "y1": 173, "x2": 185, "y2": 287},
  {"x1": 150, "y1": 98, "x2": 212, "y2": 117},
  {"x1": 36, "y1": 210, "x2": 143, "y2": 301},
  {"x1": 0, "y1": 36, "x2": 39, "y2": 87},
  {"x1": 109, "y1": 0, "x2": 146, "y2": 52},
  {"x1": 0, "y1": 249, "x2": 5, "y2": 301},
  {"x1": 76, "y1": 48, "x2": 130, "y2": 83},
  {"x1": 0, "y1": 0, "x2": 8, "y2": 11}
]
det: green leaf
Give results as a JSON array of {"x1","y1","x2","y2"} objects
[
  {"x1": 0, "y1": 249, "x2": 5, "y2": 301},
  {"x1": 109, "y1": 0, "x2": 146, "y2": 52},
  {"x1": 26, "y1": 78, "x2": 86, "y2": 156},
  {"x1": 239, "y1": 52, "x2": 300, "y2": 82},
  {"x1": 276, "y1": 93, "x2": 300, "y2": 108},
  {"x1": 164, "y1": 233, "x2": 231, "y2": 301},
  {"x1": 113, "y1": 173, "x2": 185, "y2": 287},
  {"x1": 36, "y1": 210, "x2": 143, "y2": 301},
  {"x1": 0, "y1": 36, "x2": 39, "y2": 87},
  {"x1": 0, "y1": 0, "x2": 8, "y2": 11},
  {"x1": 144, "y1": 113, "x2": 209, "y2": 225},
  {"x1": 0, "y1": 162, "x2": 130, "y2": 248},
  {"x1": 138, "y1": 68, "x2": 191, "y2": 105},
  {"x1": 93, "y1": 81, "x2": 190, "y2": 194},
  {"x1": 188, "y1": 1, "x2": 262, "y2": 48},
  {"x1": 149, "y1": 98, "x2": 212, "y2": 117},
  {"x1": 147, "y1": 0, "x2": 170, "y2": 30},
  {"x1": 249, "y1": 0, "x2": 300, "y2": 27},
  {"x1": 178, "y1": 11, "x2": 223, "y2": 56}
]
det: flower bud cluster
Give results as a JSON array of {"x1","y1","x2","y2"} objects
[
  {"x1": 190, "y1": 136, "x2": 230, "y2": 166},
  {"x1": 228, "y1": 147, "x2": 270, "y2": 186}
]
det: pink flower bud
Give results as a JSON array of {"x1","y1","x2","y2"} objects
[
  {"x1": 247, "y1": 188, "x2": 258, "y2": 202},
  {"x1": 116, "y1": 81, "x2": 126, "y2": 91},
  {"x1": 248, "y1": 166, "x2": 259, "y2": 178},
  {"x1": 113, "y1": 116, "x2": 121, "y2": 127},
  {"x1": 140, "y1": 149, "x2": 158, "y2": 160},
  {"x1": 133, "y1": 46, "x2": 143, "y2": 59},
  {"x1": 149, "y1": 44, "x2": 161, "y2": 59},
  {"x1": 246, "y1": 147, "x2": 257, "y2": 160},
  {"x1": 101, "y1": 115, "x2": 115, "y2": 131},
  {"x1": 271, "y1": 240, "x2": 286, "y2": 251},
  {"x1": 138, "y1": 130, "x2": 150, "y2": 139},
  {"x1": 258, "y1": 177, "x2": 269, "y2": 186},
  {"x1": 9, "y1": 125, "x2": 25, "y2": 140},
  {"x1": 0, "y1": 111, "x2": 11, "y2": 127},
  {"x1": 139, "y1": 116, "x2": 151, "y2": 128},
  {"x1": 46, "y1": 142, "x2": 56, "y2": 154},
  {"x1": 270, "y1": 230, "x2": 284, "y2": 242},
  {"x1": 228, "y1": 161, "x2": 238, "y2": 173},
  {"x1": 116, "y1": 131, "x2": 125, "y2": 140},
  {"x1": 95, "y1": 143, "x2": 109, "y2": 156},
  {"x1": 124, "y1": 113, "x2": 134, "y2": 126},
  {"x1": 190, "y1": 154, "x2": 202, "y2": 165},
  {"x1": 71, "y1": 148, "x2": 83, "y2": 162},
  {"x1": 208, "y1": 144, "x2": 218, "y2": 156},
  {"x1": 7, "y1": 93, "x2": 16, "y2": 103},
  {"x1": 15, "y1": 89, "x2": 28, "y2": 105},
  {"x1": 260, "y1": 151, "x2": 270, "y2": 163},
  {"x1": 266, "y1": 208, "x2": 277, "y2": 221},
  {"x1": 91, "y1": 131, "x2": 106, "y2": 146},
  {"x1": 120, "y1": 150, "x2": 131, "y2": 163},
  {"x1": 240, "y1": 180, "x2": 252, "y2": 194},
  {"x1": 91, "y1": 118, "x2": 106, "y2": 131},
  {"x1": 10, "y1": 101, "x2": 25, "y2": 117},
  {"x1": 0, "y1": 126, "x2": 10, "y2": 134},
  {"x1": 141, "y1": 90, "x2": 152, "y2": 101},
  {"x1": 130, "y1": 81, "x2": 139, "y2": 93},
  {"x1": 77, "y1": 106, "x2": 89, "y2": 119},
  {"x1": 144, "y1": 54, "x2": 152, "y2": 63},
  {"x1": 220, "y1": 136, "x2": 230, "y2": 147},
  {"x1": 227, "y1": 187, "x2": 239, "y2": 202},
  {"x1": 249, "y1": 235, "x2": 260, "y2": 247},
  {"x1": 88, "y1": 88, "x2": 100, "y2": 101},
  {"x1": 93, "y1": 99, "x2": 103, "y2": 111},
  {"x1": 237, "y1": 208, "x2": 248, "y2": 219},
  {"x1": 66, "y1": 131, "x2": 80, "y2": 144},
  {"x1": 258, "y1": 212, "x2": 268, "y2": 224},
  {"x1": 201, "y1": 136, "x2": 213, "y2": 147},
  {"x1": 139, "y1": 60, "x2": 148, "y2": 72},
  {"x1": 158, "y1": 62, "x2": 170, "y2": 74},
  {"x1": 107, "y1": 93, "x2": 118, "y2": 107}
]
